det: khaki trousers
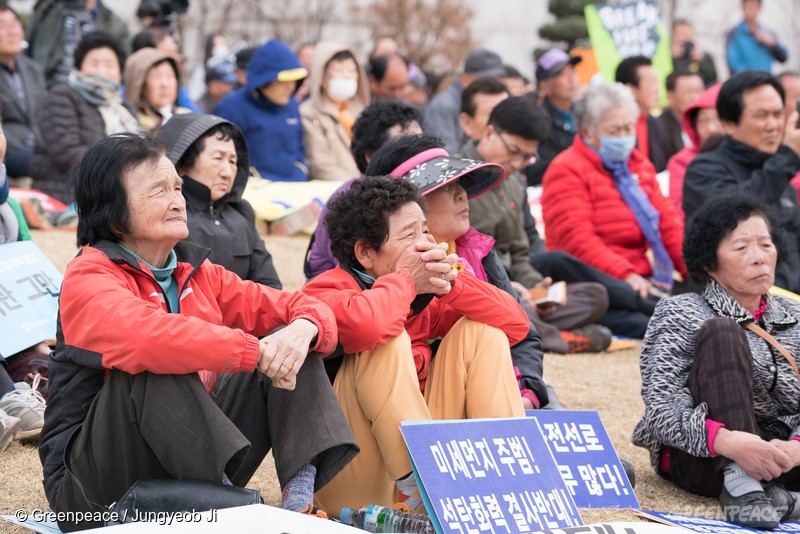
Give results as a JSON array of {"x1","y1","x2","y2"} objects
[{"x1": 315, "y1": 317, "x2": 524, "y2": 517}]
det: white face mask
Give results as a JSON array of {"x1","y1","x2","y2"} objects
[
  {"x1": 211, "y1": 45, "x2": 229, "y2": 59},
  {"x1": 326, "y1": 77, "x2": 358, "y2": 102}
]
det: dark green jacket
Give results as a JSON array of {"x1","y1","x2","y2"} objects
[{"x1": 461, "y1": 140, "x2": 543, "y2": 289}]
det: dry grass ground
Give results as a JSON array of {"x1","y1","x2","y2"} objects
[{"x1": 0, "y1": 230, "x2": 718, "y2": 532}]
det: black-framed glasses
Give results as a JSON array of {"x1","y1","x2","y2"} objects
[{"x1": 492, "y1": 125, "x2": 539, "y2": 164}]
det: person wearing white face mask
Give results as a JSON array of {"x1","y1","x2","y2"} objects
[
  {"x1": 541, "y1": 82, "x2": 687, "y2": 300},
  {"x1": 300, "y1": 42, "x2": 370, "y2": 181}
]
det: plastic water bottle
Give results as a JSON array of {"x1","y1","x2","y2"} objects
[{"x1": 340, "y1": 504, "x2": 434, "y2": 533}]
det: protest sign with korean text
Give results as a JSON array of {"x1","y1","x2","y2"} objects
[
  {"x1": 528, "y1": 410, "x2": 639, "y2": 509},
  {"x1": 584, "y1": 0, "x2": 672, "y2": 104},
  {"x1": 401, "y1": 418, "x2": 582, "y2": 534},
  {"x1": 0, "y1": 241, "x2": 62, "y2": 357},
  {"x1": 637, "y1": 510, "x2": 800, "y2": 533}
]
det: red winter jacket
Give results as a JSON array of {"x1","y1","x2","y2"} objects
[
  {"x1": 667, "y1": 83, "x2": 722, "y2": 220},
  {"x1": 302, "y1": 266, "x2": 529, "y2": 390},
  {"x1": 542, "y1": 135, "x2": 687, "y2": 282},
  {"x1": 59, "y1": 243, "x2": 337, "y2": 374}
]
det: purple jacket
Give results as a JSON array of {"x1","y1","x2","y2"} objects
[{"x1": 305, "y1": 177, "x2": 358, "y2": 279}]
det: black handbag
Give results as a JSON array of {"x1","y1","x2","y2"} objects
[{"x1": 106, "y1": 479, "x2": 263, "y2": 525}]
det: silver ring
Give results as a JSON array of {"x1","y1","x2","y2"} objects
[{"x1": 440, "y1": 273, "x2": 447, "y2": 280}]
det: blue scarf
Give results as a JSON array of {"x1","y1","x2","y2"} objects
[
  {"x1": 0, "y1": 163, "x2": 8, "y2": 204},
  {"x1": 599, "y1": 152, "x2": 674, "y2": 291}
]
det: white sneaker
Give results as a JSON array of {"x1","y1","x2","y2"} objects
[
  {"x1": 0, "y1": 376, "x2": 46, "y2": 442},
  {"x1": 0, "y1": 408, "x2": 20, "y2": 452}
]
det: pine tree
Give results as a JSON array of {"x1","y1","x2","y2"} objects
[{"x1": 538, "y1": 0, "x2": 604, "y2": 50}]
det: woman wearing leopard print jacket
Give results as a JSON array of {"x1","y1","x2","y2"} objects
[{"x1": 633, "y1": 193, "x2": 800, "y2": 530}]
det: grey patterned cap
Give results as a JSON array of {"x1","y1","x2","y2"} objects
[{"x1": 389, "y1": 148, "x2": 505, "y2": 199}]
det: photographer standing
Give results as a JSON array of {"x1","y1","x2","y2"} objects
[
  {"x1": 25, "y1": 0, "x2": 130, "y2": 89},
  {"x1": 671, "y1": 20, "x2": 717, "y2": 86}
]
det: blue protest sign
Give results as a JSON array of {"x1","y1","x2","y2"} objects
[
  {"x1": 638, "y1": 510, "x2": 800, "y2": 533},
  {"x1": 530, "y1": 523, "x2": 690, "y2": 534},
  {"x1": 401, "y1": 418, "x2": 582, "y2": 534},
  {"x1": 0, "y1": 241, "x2": 62, "y2": 357},
  {"x1": 527, "y1": 410, "x2": 639, "y2": 509}
]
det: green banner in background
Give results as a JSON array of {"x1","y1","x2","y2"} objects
[{"x1": 585, "y1": 0, "x2": 673, "y2": 105}]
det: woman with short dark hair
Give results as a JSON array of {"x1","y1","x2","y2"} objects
[
  {"x1": 305, "y1": 174, "x2": 529, "y2": 516},
  {"x1": 633, "y1": 192, "x2": 800, "y2": 530},
  {"x1": 30, "y1": 31, "x2": 139, "y2": 204},
  {"x1": 39, "y1": 132, "x2": 357, "y2": 531}
]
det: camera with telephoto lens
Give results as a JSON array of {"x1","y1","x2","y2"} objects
[{"x1": 137, "y1": 0, "x2": 189, "y2": 27}]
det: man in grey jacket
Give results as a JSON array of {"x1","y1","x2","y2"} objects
[
  {"x1": 0, "y1": 4, "x2": 45, "y2": 178},
  {"x1": 423, "y1": 49, "x2": 505, "y2": 155}
]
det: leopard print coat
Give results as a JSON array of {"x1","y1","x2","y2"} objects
[{"x1": 632, "y1": 279, "x2": 800, "y2": 470}]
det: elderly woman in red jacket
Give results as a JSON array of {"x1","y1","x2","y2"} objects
[
  {"x1": 541, "y1": 81, "x2": 687, "y2": 298},
  {"x1": 304, "y1": 175, "x2": 528, "y2": 517},
  {"x1": 39, "y1": 133, "x2": 357, "y2": 531}
]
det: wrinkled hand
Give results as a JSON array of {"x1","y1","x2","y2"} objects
[
  {"x1": 511, "y1": 280, "x2": 535, "y2": 307},
  {"x1": 625, "y1": 273, "x2": 653, "y2": 299},
  {"x1": 770, "y1": 439, "x2": 800, "y2": 469},
  {"x1": 256, "y1": 318, "x2": 318, "y2": 390},
  {"x1": 784, "y1": 111, "x2": 800, "y2": 157},
  {"x1": 715, "y1": 429, "x2": 792, "y2": 481},
  {"x1": 396, "y1": 238, "x2": 457, "y2": 296}
]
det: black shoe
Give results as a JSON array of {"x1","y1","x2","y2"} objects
[
  {"x1": 620, "y1": 459, "x2": 635, "y2": 489},
  {"x1": 720, "y1": 487, "x2": 781, "y2": 529},
  {"x1": 765, "y1": 483, "x2": 797, "y2": 521},
  {"x1": 561, "y1": 324, "x2": 613, "y2": 353}
]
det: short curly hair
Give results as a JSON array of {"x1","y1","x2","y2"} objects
[
  {"x1": 324, "y1": 175, "x2": 425, "y2": 270},
  {"x1": 684, "y1": 193, "x2": 785, "y2": 286},
  {"x1": 350, "y1": 100, "x2": 422, "y2": 173}
]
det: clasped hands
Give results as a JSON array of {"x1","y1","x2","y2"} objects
[
  {"x1": 396, "y1": 237, "x2": 459, "y2": 296},
  {"x1": 714, "y1": 427, "x2": 800, "y2": 482},
  {"x1": 256, "y1": 318, "x2": 318, "y2": 391}
]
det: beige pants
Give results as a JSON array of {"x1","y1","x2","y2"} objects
[{"x1": 315, "y1": 317, "x2": 524, "y2": 517}]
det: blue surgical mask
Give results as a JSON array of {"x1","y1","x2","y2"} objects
[{"x1": 597, "y1": 133, "x2": 636, "y2": 162}]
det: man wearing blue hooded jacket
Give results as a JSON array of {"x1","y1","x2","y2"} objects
[{"x1": 215, "y1": 39, "x2": 310, "y2": 182}]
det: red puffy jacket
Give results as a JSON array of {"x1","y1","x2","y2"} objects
[
  {"x1": 302, "y1": 266, "x2": 529, "y2": 390},
  {"x1": 542, "y1": 135, "x2": 687, "y2": 282}
]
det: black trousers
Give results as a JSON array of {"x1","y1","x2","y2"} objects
[
  {"x1": 668, "y1": 318, "x2": 800, "y2": 498},
  {"x1": 531, "y1": 250, "x2": 655, "y2": 338},
  {"x1": 52, "y1": 354, "x2": 359, "y2": 531}
]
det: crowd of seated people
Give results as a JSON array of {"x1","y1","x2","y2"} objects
[{"x1": 3, "y1": 0, "x2": 800, "y2": 530}]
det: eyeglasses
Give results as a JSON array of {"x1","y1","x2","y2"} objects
[{"x1": 492, "y1": 126, "x2": 539, "y2": 164}]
